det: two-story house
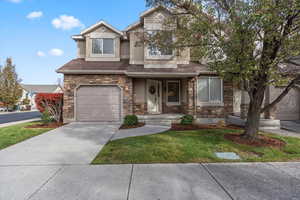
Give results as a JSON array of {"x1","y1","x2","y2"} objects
[{"x1": 57, "y1": 6, "x2": 235, "y2": 124}]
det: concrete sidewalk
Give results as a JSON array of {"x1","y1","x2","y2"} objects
[{"x1": 1, "y1": 162, "x2": 300, "y2": 200}]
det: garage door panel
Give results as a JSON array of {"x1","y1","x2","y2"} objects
[
  {"x1": 271, "y1": 87, "x2": 300, "y2": 120},
  {"x1": 78, "y1": 102, "x2": 120, "y2": 108},
  {"x1": 77, "y1": 97, "x2": 120, "y2": 105},
  {"x1": 77, "y1": 86, "x2": 118, "y2": 95},
  {"x1": 76, "y1": 86, "x2": 121, "y2": 122}
]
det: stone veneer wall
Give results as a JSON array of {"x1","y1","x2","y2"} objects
[
  {"x1": 133, "y1": 103, "x2": 147, "y2": 115},
  {"x1": 63, "y1": 74, "x2": 133, "y2": 123}
]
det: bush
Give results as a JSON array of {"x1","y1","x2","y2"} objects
[
  {"x1": 124, "y1": 115, "x2": 138, "y2": 126},
  {"x1": 180, "y1": 115, "x2": 194, "y2": 125},
  {"x1": 35, "y1": 93, "x2": 63, "y2": 122},
  {"x1": 41, "y1": 109, "x2": 53, "y2": 124}
]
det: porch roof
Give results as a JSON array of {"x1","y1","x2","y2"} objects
[
  {"x1": 126, "y1": 62, "x2": 215, "y2": 77},
  {"x1": 56, "y1": 59, "x2": 215, "y2": 76}
]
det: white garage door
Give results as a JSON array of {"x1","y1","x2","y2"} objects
[{"x1": 76, "y1": 85, "x2": 121, "y2": 122}]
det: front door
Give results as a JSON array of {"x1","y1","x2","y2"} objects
[{"x1": 147, "y1": 79, "x2": 162, "y2": 114}]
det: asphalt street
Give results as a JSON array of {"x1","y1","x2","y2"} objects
[{"x1": 0, "y1": 111, "x2": 41, "y2": 124}]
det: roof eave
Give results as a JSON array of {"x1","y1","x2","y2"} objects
[
  {"x1": 124, "y1": 21, "x2": 142, "y2": 32},
  {"x1": 139, "y1": 5, "x2": 171, "y2": 18},
  {"x1": 126, "y1": 72, "x2": 199, "y2": 78},
  {"x1": 56, "y1": 69, "x2": 127, "y2": 75},
  {"x1": 71, "y1": 35, "x2": 85, "y2": 40}
]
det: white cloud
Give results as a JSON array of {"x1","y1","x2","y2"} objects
[
  {"x1": 7, "y1": 0, "x2": 22, "y2": 3},
  {"x1": 49, "y1": 49, "x2": 64, "y2": 56},
  {"x1": 52, "y1": 15, "x2": 84, "y2": 30},
  {"x1": 37, "y1": 51, "x2": 46, "y2": 57},
  {"x1": 27, "y1": 11, "x2": 43, "y2": 19}
]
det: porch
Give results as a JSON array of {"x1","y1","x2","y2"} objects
[{"x1": 132, "y1": 78, "x2": 195, "y2": 116}]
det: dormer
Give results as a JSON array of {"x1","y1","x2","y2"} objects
[
  {"x1": 125, "y1": 6, "x2": 190, "y2": 67},
  {"x1": 72, "y1": 21, "x2": 125, "y2": 62}
]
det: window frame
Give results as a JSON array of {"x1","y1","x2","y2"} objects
[
  {"x1": 91, "y1": 38, "x2": 115, "y2": 56},
  {"x1": 166, "y1": 80, "x2": 181, "y2": 106},
  {"x1": 197, "y1": 76, "x2": 224, "y2": 106}
]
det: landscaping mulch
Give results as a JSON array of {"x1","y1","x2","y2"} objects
[
  {"x1": 26, "y1": 122, "x2": 65, "y2": 129},
  {"x1": 119, "y1": 122, "x2": 145, "y2": 130},
  {"x1": 170, "y1": 123, "x2": 243, "y2": 131},
  {"x1": 224, "y1": 133, "x2": 286, "y2": 148}
]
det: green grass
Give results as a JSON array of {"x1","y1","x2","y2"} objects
[
  {"x1": 0, "y1": 121, "x2": 54, "y2": 150},
  {"x1": 92, "y1": 128, "x2": 300, "y2": 164}
]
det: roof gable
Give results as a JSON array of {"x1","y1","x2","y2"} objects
[
  {"x1": 80, "y1": 21, "x2": 123, "y2": 36},
  {"x1": 140, "y1": 6, "x2": 171, "y2": 18}
]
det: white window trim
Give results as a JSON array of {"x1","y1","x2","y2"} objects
[
  {"x1": 197, "y1": 77, "x2": 224, "y2": 106},
  {"x1": 166, "y1": 80, "x2": 181, "y2": 106},
  {"x1": 91, "y1": 38, "x2": 115, "y2": 57}
]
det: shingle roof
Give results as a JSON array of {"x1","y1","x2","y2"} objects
[
  {"x1": 56, "y1": 58, "x2": 129, "y2": 72},
  {"x1": 21, "y1": 84, "x2": 61, "y2": 93},
  {"x1": 56, "y1": 59, "x2": 213, "y2": 76}
]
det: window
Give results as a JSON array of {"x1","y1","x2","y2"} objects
[
  {"x1": 92, "y1": 38, "x2": 114, "y2": 55},
  {"x1": 147, "y1": 31, "x2": 173, "y2": 57},
  {"x1": 197, "y1": 77, "x2": 223, "y2": 104},
  {"x1": 167, "y1": 80, "x2": 180, "y2": 105}
]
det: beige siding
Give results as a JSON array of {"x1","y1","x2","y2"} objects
[
  {"x1": 129, "y1": 29, "x2": 144, "y2": 64},
  {"x1": 77, "y1": 40, "x2": 86, "y2": 58},
  {"x1": 120, "y1": 40, "x2": 130, "y2": 59}
]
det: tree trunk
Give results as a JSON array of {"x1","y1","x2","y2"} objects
[{"x1": 243, "y1": 87, "x2": 266, "y2": 139}]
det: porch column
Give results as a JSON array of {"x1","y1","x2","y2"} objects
[{"x1": 187, "y1": 77, "x2": 197, "y2": 116}]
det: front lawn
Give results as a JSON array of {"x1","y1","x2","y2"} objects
[
  {"x1": 92, "y1": 128, "x2": 300, "y2": 164},
  {"x1": 0, "y1": 121, "x2": 54, "y2": 150}
]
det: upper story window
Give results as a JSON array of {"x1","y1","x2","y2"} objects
[
  {"x1": 147, "y1": 31, "x2": 173, "y2": 58},
  {"x1": 92, "y1": 38, "x2": 114, "y2": 55},
  {"x1": 197, "y1": 77, "x2": 223, "y2": 105}
]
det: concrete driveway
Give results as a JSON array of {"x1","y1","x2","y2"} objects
[{"x1": 0, "y1": 123, "x2": 119, "y2": 165}]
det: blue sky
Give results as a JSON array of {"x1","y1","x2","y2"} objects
[{"x1": 0, "y1": 0, "x2": 147, "y2": 84}]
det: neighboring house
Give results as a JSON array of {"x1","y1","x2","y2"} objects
[
  {"x1": 57, "y1": 6, "x2": 299, "y2": 123},
  {"x1": 20, "y1": 84, "x2": 63, "y2": 110},
  {"x1": 233, "y1": 56, "x2": 300, "y2": 121}
]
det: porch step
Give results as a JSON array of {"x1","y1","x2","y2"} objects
[{"x1": 137, "y1": 114, "x2": 183, "y2": 126}]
